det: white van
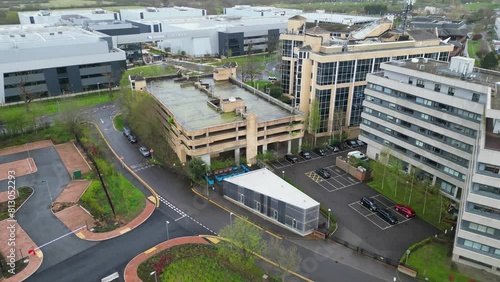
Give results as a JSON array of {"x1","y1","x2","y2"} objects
[{"x1": 347, "y1": 151, "x2": 369, "y2": 161}]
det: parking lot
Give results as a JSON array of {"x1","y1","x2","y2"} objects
[
  {"x1": 349, "y1": 194, "x2": 412, "y2": 230},
  {"x1": 305, "y1": 165, "x2": 360, "y2": 192}
]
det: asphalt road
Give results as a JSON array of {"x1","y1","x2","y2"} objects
[
  {"x1": 0, "y1": 147, "x2": 96, "y2": 272},
  {"x1": 26, "y1": 210, "x2": 192, "y2": 282},
  {"x1": 278, "y1": 148, "x2": 440, "y2": 260}
]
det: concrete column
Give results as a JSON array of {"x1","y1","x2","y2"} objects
[
  {"x1": 287, "y1": 140, "x2": 292, "y2": 154},
  {"x1": 432, "y1": 175, "x2": 437, "y2": 186},
  {"x1": 298, "y1": 138, "x2": 303, "y2": 151},
  {"x1": 262, "y1": 143, "x2": 268, "y2": 153},
  {"x1": 235, "y1": 148, "x2": 240, "y2": 164},
  {"x1": 406, "y1": 164, "x2": 412, "y2": 175}
]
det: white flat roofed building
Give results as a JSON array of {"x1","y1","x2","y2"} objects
[
  {"x1": 223, "y1": 168, "x2": 320, "y2": 236},
  {"x1": 0, "y1": 24, "x2": 126, "y2": 104},
  {"x1": 18, "y1": 9, "x2": 119, "y2": 25},
  {"x1": 223, "y1": 5, "x2": 302, "y2": 17},
  {"x1": 119, "y1": 6, "x2": 206, "y2": 21}
]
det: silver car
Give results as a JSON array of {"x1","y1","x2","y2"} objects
[{"x1": 139, "y1": 147, "x2": 150, "y2": 157}]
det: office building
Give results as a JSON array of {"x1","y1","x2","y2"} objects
[
  {"x1": 359, "y1": 56, "x2": 500, "y2": 276},
  {"x1": 18, "y1": 8, "x2": 119, "y2": 25},
  {"x1": 223, "y1": 168, "x2": 320, "y2": 236},
  {"x1": 279, "y1": 15, "x2": 454, "y2": 138},
  {"x1": 223, "y1": 5, "x2": 302, "y2": 18},
  {"x1": 119, "y1": 6, "x2": 206, "y2": 21},
  {"x1": 0, "y1": 25, "x2": 126, "y2": 104}
]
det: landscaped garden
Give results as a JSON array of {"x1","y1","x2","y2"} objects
[
  {"x1": 0, "y1": 186, "x2": 33, "y2": 221},
  {"x1": 403, "y1": 237, "x2": 473, "y2": 282}
]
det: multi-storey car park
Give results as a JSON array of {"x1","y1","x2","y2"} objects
[
  {"x1": 0, "y1": 25, "x2": 125, "y2": 104},
  {"x1": 145, "y1": 74, "x2": 305, "y2": 165},
  {"x1": 279, "y1": 15, "x2": 454, "y2": 139},
  {"x1": 358, "y1": 56, "x2": 500, "y2": 275}
]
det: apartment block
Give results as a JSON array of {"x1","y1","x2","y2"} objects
[
  {"x1": 359, "y1": 56, "x2": 500, "y2": 275},
  {"x1": 279, "y1": 15, "x2": 453, "y2": 138}
]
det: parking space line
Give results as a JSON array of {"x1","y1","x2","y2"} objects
[
  {"x1": 330, "y1": 182, "x2": 360, "y2": 192},
  {"x1": 348, "y1": 202, "x2": 388, "y2": 230}
]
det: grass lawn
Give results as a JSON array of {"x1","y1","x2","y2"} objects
[
  {"x1": 0, "y1": 187, "x2": 33, "y2": 221},
  {"x1": 463, "y1": 2, "x2": 500, "y2": 11},
  {"x1": 124, "y1": 65, "x2": 177, "y2": 78},
  {"x1": 80, "y1": 174, "x2": 145, "y2": 232},
  {"x1": 245, "y1": 80, "x2": 274, "y2": 90},
  {"x1": 138, "y1": 244, "x2": 275, "y2": 282},
  {"x1": 217, "y1": 53, "x2": 277, "y2": 67},
  {"x1": 407, "y1": 240, "x2": 471, "y2": 282},
  {"x1": 112, "y1": 114, "x2": 124, "y2": 131},
  {"x1": 0, "y1": 92, "x2": 116, "y2": 122},
  {"x1": 0, "y1": 253, "x2": 28, "y2": 279},
  {"x1": 0, "y1": 125, "x2": 73, "y2": 149},
  {"x1": 368, "y1": 174, "x2": 451, "y2": 230}
]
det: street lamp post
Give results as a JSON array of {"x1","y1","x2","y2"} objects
[
  {"x1": 230, "y1": 212, "x2": 234, "y2": 225},
  {"x1": 327, "y1": 208, "x2": 331, "y2": 229},
  {"x1": 166, "y1": 220, "x2": 170, "y2": 241},
  {"x1": 282, "y1": 170, "x2": 285, "y2": 179},
  {"x1": 150, "y1": 271, "x2": 157, "y2": 282},
  {"x1": 42, "y1": 180, "x2": 53, "y2": 207}
]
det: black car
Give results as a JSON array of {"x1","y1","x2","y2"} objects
[
  {"x1": 313, "y1": 148, "x2": 326, "y2": 156},
  {"x1": 356, "y1": 139, "x2": 365, "y2": 147},
  {"x1": 377, "y1": 208, "x2": 398, "y2": 225},
  {"x1": 123, "y1": 127, "x2": 132, "y2": 137},
  {"x1": 299, "y1": 151, "x2": 312, "y2": 159},
  {"x1": 315, "y1": 168, "x2": 331, "y2": 179},
  {"x1": 284, "y1": 154, "x2": 299, "y2": 163},
  {"x1": 326, "y1": 144, "x2": 339, "y2": 152},
  {"x1": 360, "y1": 197, "x2": 378, "y2": 211},
  {"x1": 127, "y1": 133, "x2": 137, "y2": 143},
  {"x1": 345, "y1": 139, "x2": 359, "y2": 148}
]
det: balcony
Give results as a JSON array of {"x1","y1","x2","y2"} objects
[{"x1": 484, "y1": 118, "x2": 500, "y2": 152}]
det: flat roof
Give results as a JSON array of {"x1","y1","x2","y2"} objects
[
  {"x1": 18, "y1": 8, "x2": 115, "y2": 16},
  {"x1": 0, "y1": 25, "x2": 102, "y2": 50},
  {"x1": 224, "y1": 168, "x2": 320, "y2": 209},
  {"x1": 150, "y1": 78, "x2": 299, "y2": 130},
  {"x1": 300, "y1": 12, "x2": 379, "y2": 24},
  {"x1": 131, "y1": 16, "x2": 289, "y2": 30},
  {"x1": 385, "y1": 59, "x2": 500, "y2": 110},
  {"x1": 120, "y1": 6, "x2": 203, "y2": 13}
]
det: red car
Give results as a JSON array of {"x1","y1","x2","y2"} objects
[{"x1": 395, "y1": 204, "x2": 416, "y2": 218}]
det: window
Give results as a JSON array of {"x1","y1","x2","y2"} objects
[
  {"x1": 416, "y1": 79, "x2": 425, "y2": 88},
  {"x1": 255, "y1": 202, "x2": 261, "y2": 212},
  {"x1": 473, "y1": 183, "x2": 500, "y2": 197},
  {"x1": 468, "y1": 222, "x2": 496, "y2": 235},
  {"x1": 448, "y1": 87, "x2": 455, "y2": 96},
  {"x1": 337, "y1": 60, "x2": 355, "y2": 83},
  {"x1": 316, "y1": 89, "x2": 332, "y2": 133},
  {"x1": 355, "y1": 58, "x2": 373, "y2": 82},
  {"x1": 349, "y1": 85, "x2": 366, "y2": 126},
  {"x1": 415, "y1": 140, "x2": 424, "y2": 147},
  {"x1": 421, "y1": 113, "x2": 429, "y2": 120},
  {"x1": 292, "y1": 219, "x2": 297, "y2": 229},
  {"x1": 273, "y1": 210, "x2": 278, "y2": 220},
  {"x1": 239, "y1": 194, "x2": 244, "y2": 203},
  {"x1": 408, "y1": 77, "x2": 413, "y2": 85},
  {"x1": 365, "y1": 107, "x2": 373, "y2": 114},
  {"x1": 472, "y1": 93, "x2": 480, "y2": 102},
  {"x1": 316, "y1": 62, "x2": 336, "y2": 85},
  {"x1": 434, "y1": 84, "x2": 441, "y2": 92}
]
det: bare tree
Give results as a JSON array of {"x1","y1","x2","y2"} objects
[
  {"x1": 242, "y1": 41, "x2": 259, "y2": 84},
  {"x1": 332, "y1": 108, "x2": 346, "y2": 143},
  {"x1": 264, "y1": 237, "x2": 301, "y2": 281},
  {"x1": 102, "y1": 71, "x2": 115, "y2": 97},
  {"x1": 17, "y1": 72, "x2": 39, "y2": 112}
]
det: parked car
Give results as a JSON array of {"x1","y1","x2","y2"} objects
[
  {"x1": 356, "y1": 139, "x2": 365, "y2": 147},
  {"x1": 284, "y1": 154, "x2": 298, "y2": 163},
  {"x1": 123, "y1": 127, "x2": 132, "y2": 137},
  {"x1": 315, "y1": 168, "x2": 331, "y2": 179},
  {"x1": 299, "y1": 151, "x2": 312, "y2": 159},
  {"x1": 347, "y1": 151, "x2": 369, "y2": 161},
  {"x1": 139, "y1": 146, "x2": 151, "y2": 157},
  {"x1": 345, "y1": 139, "x2": 359, "y2": 148},
  {"x1": 395, "y1": 204, "x2": 416, "y2": 218},
  {"x1": 127, "y1": 133, "x2": 137, "y2": 143},
  {"x1": 377, "y1": 208, "x2": 399, "y2": 225},
  {"x1": 313, "y1": 148, "x2": 326, "y2": 156},
  {"x1": 360, "y1": 197, "x2": 378, "y2": 211},
  {"x1": 326, "y1": 144, "x2": 339, "y2": 152}
]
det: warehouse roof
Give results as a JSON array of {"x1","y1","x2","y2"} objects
[{"x1": 224, "y1": 168, "x2": 320, "y2": 209}]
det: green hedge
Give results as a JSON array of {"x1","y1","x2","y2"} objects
[{"x1": 400, "y1": 237, "x2": 432, "y2": 264}]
